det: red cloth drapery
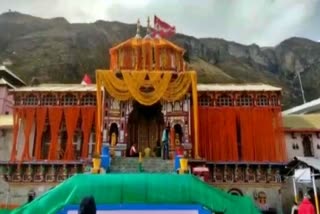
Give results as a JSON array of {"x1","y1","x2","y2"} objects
[
  {"x1": 47, "y1": 107, "x2": 63, "y2": 160},
  {"x1": 198, "y1": 106, "x2": 286, "y2": 162},
  {"x1": 34, "y1": 107, "x2": 47, "y2": 160},
  {"x1": 273, "y1": 107, "x2": 287, "y2": 161},
  {"x1": 224, "y1": 108, "x2": 238, "y2": 161},
  {"x1": 81, "y1": 107, "x2": 95, "y2": 158},
  {"x1": 21, "y1": 107, "x2": 35, "y2": 161},
  {"x1": 10, "y1": 107, "x2": 21, "y2": 161},
  {"x1": 64, "y1": 107, "x2": 80, "y2": 160},
  {"x1": 237, "y1": 108, "x2": 254, "y2": 161},
  {"x1": 199, "y1": 107, "x2": 238, "y2": 161}
]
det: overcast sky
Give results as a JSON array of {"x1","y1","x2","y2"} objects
[{"x1": 0, "y1": 0, "x2": 319, "y2": 46}]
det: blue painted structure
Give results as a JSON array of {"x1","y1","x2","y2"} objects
[
  {"x1": 57, "y1": 204, "x2": 212, "y2": 214},
  {"x1": 101, "y1": 146, "x2": 110, "y2": 170}
]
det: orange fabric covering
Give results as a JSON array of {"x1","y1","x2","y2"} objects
[
  {"x1": 63, "y1": 107, "x2": 80, "y2": 160},
  {"x1": 10, "y1": 107, "x2": 21, "y2": 161},
  {"x1": 34, "y1": 107, "x2": 47, "y2": 160},
  {"x1": 198, "y1": 106, "x2": 286, "y2": 162},
  {"x1": 109, "y1": 37, "x2": 185, "y2": 71},
  {"x1": 21, "y1": 107, "x2": 35, "y2": 161},
  {"x1": 199, "y1": 107, "x2": 238, "y2": 161},
  {"x1": 47, "y1": 107, "x2": 63, "y2": 160},
  {"x1": 81, "y1": 107, "x2": 96, "y2": 158},
  {"x1": 10, "y1": 106, "x2": 98, "y2": 162}
]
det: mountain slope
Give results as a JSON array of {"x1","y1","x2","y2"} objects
[{"x1": 1, "y1": 12, "x2": 320, "y2": 108}]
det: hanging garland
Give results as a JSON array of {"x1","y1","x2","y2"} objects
[
  {"x1": 163, "y1": 73, "x2": 192, "y2": 101},
  {"x1": 96, "y1": 70, "x2": 195, "y2": 106}
]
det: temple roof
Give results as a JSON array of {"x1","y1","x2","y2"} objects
[
  {"x1": 283, "y1": 114, "x2": 320, "y2": 131},
  {"x1": 11, "y1": 83, "x2": 281, "y2": 92},
  {"x1": 11, "y1": 84, "x2": 96, "y2": 92},
  {"x1": 108, "y1": 18, "x2": 185, "y2": 72},
  {"x1": 0, "y1": 65, "x2": 26, "y2": 87},
  {"x1": 109, "y1": 37, "x2": 184, "y2": 54},
  {"x1": 197, "y1": 83, "x2": 281, "y2": 92},
  {"x1": 282, "y1": 97, "x2": 320, "y2": 115}
]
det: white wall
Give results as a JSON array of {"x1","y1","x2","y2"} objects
[
  {"x1": 285, "y1": 132, "x2": 320, "y2": 160},
  {"x1": 0, "y1": 129, "x2": 13, "y2": 161},
  {"x1": 311, "y1": 134, "x2": 320, "y2": 158},
  {"x1": 285, "y1": 133, "x2": 304, "y2": 160}
]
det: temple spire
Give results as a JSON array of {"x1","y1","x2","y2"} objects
[
  {"x1": 135, "y1": 19, "x2": 141, "y2": 38},
  {"x1": 144, "y1": 16, "x2": 151, "y2": 39}
]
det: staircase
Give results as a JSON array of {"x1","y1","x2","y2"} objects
[{"x1": 110, "y1": 157, "x2": 174, "y2": 173}]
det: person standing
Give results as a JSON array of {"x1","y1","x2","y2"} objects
[
  {"x1": 161, "y1": 126, "x2": 170, "y2": 160},
  {"x1": 27, "y1": 189, "x2": 36, "y2": 203},
  {"x1": 298, "y1": 194, "x2": 315, "y2": 214},
  {"x1": 129, "y1": 143, "x2": 138, "y2": 157},
  {"x1": 79, "y1": 196, "x2": 96, "y2": 214}
]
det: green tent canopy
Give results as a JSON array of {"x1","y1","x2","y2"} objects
[{"x1": 11, "y1": 174, "x2": 260, "y2": 214}]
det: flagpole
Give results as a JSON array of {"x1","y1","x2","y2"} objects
[
  {"x1": 297, "y1": 71, "x2": 306, "y2": 104},
  {"x1": 292, "y1": 177, "x2": 298, "y2": 203},
  {"x1": 312, "y1": 174, "x2": 320, "y2": 214}
]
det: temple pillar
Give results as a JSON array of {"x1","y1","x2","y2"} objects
[
  {"x1": 28, "y1": 122, "x2": 36, "y2": 159},
  {"x1": 16, "y1": 119, "x2": 24, "y2": 160},
  {"x1": 89, "y1": 133, "x2": 94, "y2": 157}
]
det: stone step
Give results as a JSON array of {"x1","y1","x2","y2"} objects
[{"x1": 110, "y1": 157, "x2": 175, "y2": 173}]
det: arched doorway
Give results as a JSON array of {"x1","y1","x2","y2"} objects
[
  {"x1": 128, "y1": 101, "x2": 164, "y2": 151},
  {"x1": 302, "y1": 135, "x2": 313, "y2": 156},
  {"x1": 109, "y1": 123, "x2": 119, "y2": 145},
  {"x1": 174, "y1": 123, "x2": 183, "y2": 144},
  {"x1": 227, "y1": 188, "x2": 243, "y2": 196}
]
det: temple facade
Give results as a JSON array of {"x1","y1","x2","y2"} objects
[{"x1": 0, "y1": 20, "x2": 287, "y2": 213}]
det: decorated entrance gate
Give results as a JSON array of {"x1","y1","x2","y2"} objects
[{"x1": 95, "y1": 20, "x2": 199, "y2": 157}]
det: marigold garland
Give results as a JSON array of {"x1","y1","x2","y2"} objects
[
  {"x1": 96, "y1": 70, "x2": 195, "y2": 105},
  {"x1": 96, "y1": 69, "x2": 199, "y2": 158}
]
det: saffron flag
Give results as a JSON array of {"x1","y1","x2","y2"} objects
[
  {"x1": 152, "y1": 15, "x2": 176, "y2": 38},
  {"x1": 81, "y1": 74, "x2": 92, "y2": 85}
]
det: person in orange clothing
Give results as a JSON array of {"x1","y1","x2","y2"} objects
[{"x1": 298, "y1": 194, "x2": 315, "y2": 214}]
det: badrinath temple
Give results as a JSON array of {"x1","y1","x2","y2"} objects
[{"x1": 0, "y1": 19, "x2": 289, "y2": 213}]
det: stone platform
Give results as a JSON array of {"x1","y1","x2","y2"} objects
[{"x1": 110, "y1": 157, "x2": 174, "y2": 173}]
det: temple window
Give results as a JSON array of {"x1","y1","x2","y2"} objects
[
  {"x1": 167, "y1": 103, "x2": 173, "y2": 112},
  {"x1": 80, "y1": 94, "x2": 96, "y2": 105},
  {"x1": 41, "y1": 95, "x2": 57, "y2": 105},
  {"x1": 270, "y1": 95, "x2": 278, "y2": 106},
  {"x1": 257, "y1": 95, "x2": 269, "y2": 106},
  {"x1": 24, "y1": 94, "x2": 38, "y2": 106},
  {"x1": 199, "y1": 95, "x2": 212, "y2": 106},
  {"x1": 173, "y1": 101, "x2": 181, "y2": 111},
  {"x1": 216, "y1": 95, "x2": 233, "y2": 106},
  {"x1": 61, "y1": 94, "x2": 77, "y2": 106},
  {"x1": 14, "y1": 96, "x2": 22, "y2": 105},
  {"x1": 237, "y1": 95, "x2": 253, "y2": 106}
]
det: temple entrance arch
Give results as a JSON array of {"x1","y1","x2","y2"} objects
[
  {"x1": 174, "y1": 123, "x2": 183, "y2": 145},
  {"x1": 128, "y1": 101, "x2": 165, "y2": 152},
  {"x1": 302, "y1": 135, "x2": 313, "y2": 157},
  {"x1": 109, "y1": 123, "x2": 119, "y2": 146}
]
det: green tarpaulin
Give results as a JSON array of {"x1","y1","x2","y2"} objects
[{"x1": 11, "y1": 173, "x2": 260, "y2": 214}]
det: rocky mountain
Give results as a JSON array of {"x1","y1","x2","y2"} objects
[{"x1": 1, "y1": 12, "x2": 320, "y2": 109}]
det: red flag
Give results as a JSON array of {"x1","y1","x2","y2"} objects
[
  {"x1": 152, "y1": 15, "x2": 176, "y2": 38},
  {"x1": 81, "y1": 74, "x2": 92, "y2": 85}
]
